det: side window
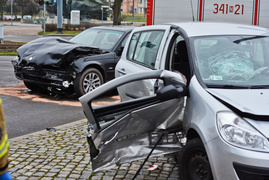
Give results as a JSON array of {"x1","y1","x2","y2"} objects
[
  {"x1": 127, "y1": 30, "x2": 165, "y2": 68},
  {"x1": 127, "y1": 32, "x2": 139, "y2": 59},
  {"x1": 120, "y1": 33, "x2": 131, "y2": 47},
  {"x1": 170, "y1": 36, "x2": 185, "y2": 71},
  {"x1": 167, "y1": 35, "x2": 190, "y2": 84}
]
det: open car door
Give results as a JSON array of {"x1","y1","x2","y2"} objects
[{"x1": 79, "y1": 70, "x2": 186, "y2": 172}]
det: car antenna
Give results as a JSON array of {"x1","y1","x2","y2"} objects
[{"x1": 190, "y1": 0, "x2": 195, "y2": 21}]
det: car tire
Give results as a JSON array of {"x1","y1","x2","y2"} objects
[
  {"x1": 178, "y1": 138, "x2": 213, "y2": 180},
  {"x1": 74, "y1": 68, "x2": 104, "y2": 97},
  {"x1": 23, "y1": 81, "x2": 40, "y2": 92}
]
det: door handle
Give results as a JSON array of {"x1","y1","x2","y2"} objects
[{"x1": 117, "y1": 68, "x2": 126, "y2": 75}]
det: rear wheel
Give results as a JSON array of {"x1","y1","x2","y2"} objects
[
  {"x1": 74, "y1": 68, "x2": 104, "y2": 97},
  {"x1": 178, "y1": 138, "x2": 213, "y2": 180}
]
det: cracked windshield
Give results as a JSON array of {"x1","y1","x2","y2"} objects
[{"x1": 194, "y1": 36, "x2": 269, "y2": 88}]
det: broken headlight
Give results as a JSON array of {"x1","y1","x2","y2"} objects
[
  {"x1": 11, "y1": 56, "x2": 20, "y2": 67},
  {"x1": 217, "y1": 111, "x2": 269, "y2": 152}
]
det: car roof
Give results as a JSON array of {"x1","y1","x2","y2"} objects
[
  {"x1": 133, "y1": 22, "x2": 269, "y2": 37},
  {"x1": 170, "y1": 22, "x2": 269, "y2": 37},
  {"x1": 91, "y1": 25, "x2": 135, "y2": 32}
]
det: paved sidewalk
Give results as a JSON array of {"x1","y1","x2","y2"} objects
[
  {"x1": 9, "y1": 119, "x2": 179, "y2": 180},
  {"x1": 2, "y1": 23, "x2": 42, "y2": 36}
]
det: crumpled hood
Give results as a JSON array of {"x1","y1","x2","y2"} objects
[
  {"x1": 207, "y1": 88, "x2": 269, "y2": 116},
  {"x1": 17, "y1": 37, "x2": 99, "y2": 68}
]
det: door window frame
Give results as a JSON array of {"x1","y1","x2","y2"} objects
[{"x1": 126, "y1": 30, "x2": 165, "y2": 69}]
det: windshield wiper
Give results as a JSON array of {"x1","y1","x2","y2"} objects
[
  {"x1": 207, "y1": 84, "x2": 249, "y2": 89},
  {"x1": 233, "y1": 36, "x2": 266, "y2": 44},
  {"x1": 208, "y1": 84, "x2": 269, "y2": 89},
  {"x1": 249, "y1": 85, "x2": 269, "y2": 89}
]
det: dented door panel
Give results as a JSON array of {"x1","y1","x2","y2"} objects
[{"x1": 79, "y1": 70, "x2": 186, "y2": 172}]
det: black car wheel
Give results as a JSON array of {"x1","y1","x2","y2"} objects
[
  {"x1": 23, "y1": 81, "x2": 40, "y2": 92},
  {"x1": 74, "y1": 68, "x2": 104, "y2": 97},
  {"x1": 178, "y1": 138, "x2": 213, "y2": 180}
]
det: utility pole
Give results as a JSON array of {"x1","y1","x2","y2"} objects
[
  {"x1": 132, "y1": 0, "x2": 134, "y2": 22},
  {"x1": 57, "y1": 0, "x2": 63, "y2": 34},
  {"x1": 11, "y1": 0, "x2": 13, "y2": 25},
  {"x1": 44, "y1": 3, "x2": 46, "y2": 33}
]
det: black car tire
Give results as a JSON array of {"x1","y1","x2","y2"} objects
[
  {"x1": 23, "y1": 81, "x2": 40, "y2": 92},
  {"x1": 74, "y1": 68, "x2": 104, "y2": 97},
  {"x1": 178, "y1": 138, "x2": 213, "y2": 180}
]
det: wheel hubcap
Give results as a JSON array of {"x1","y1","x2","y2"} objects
[
  {"x1": 83, "y1": 72, "x2": 101, "y2": 93},
  {"x1": 195, "y1": 163, "x2": 208, "y2": 178},
  {"x1": 188, "y1": 151, "x2": 210, "y2": 180}
]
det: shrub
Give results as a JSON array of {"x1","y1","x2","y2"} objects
[
  {"x1": 43, "y1": 23, "x2": 100, "y2": 32},
  {"x1": 44, "y1": 24, "x2": 57, "y2": 32}
]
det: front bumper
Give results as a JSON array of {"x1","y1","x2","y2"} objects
[
  {"x1": 206, "y1": 137, "x2": 269, "y2": 180},
  {"x1": 233, "y1": 162, "x2": 269, "y2": 180},
  {"x1": 12, "y1": 60, "x2": 73, "y2": 89}
]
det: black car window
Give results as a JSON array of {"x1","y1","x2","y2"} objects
[{"x1": 127, "y1": 30, "x2": 165, "y2": 68}]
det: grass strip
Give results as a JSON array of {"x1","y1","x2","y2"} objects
[
  {"x1": 0, "y1": 52, "x2": 18, "y2": 56},
  {"x1": 38, "y1": 30, "x2": 82, "y2": 35}
]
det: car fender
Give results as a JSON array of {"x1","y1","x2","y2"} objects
[
  {"x1": 184, "y1": 76, "x2": 229, "y2": 144},
  {"x1": 72, "y1": 57, "x2": 105, "y2": 73}
]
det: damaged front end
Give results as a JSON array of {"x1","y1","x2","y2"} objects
[{"x1": 12, "y1": 37, "x2": 101, "y2": 94}]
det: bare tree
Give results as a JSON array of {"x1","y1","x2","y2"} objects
[
  {"x1": 15, "y1": 0, "x2": 33, "y2": 17},
  {"x1": 112, "y1": 0, "x2": 122, "y2": 25},
  {"x1": 24, "y1": 1, "x2": 39, "y2": 16},
  {"x1": 0, "y1": 0, "x2": 8, "y2": 20}
]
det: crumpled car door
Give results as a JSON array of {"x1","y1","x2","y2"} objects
[{"x1": 79, "y1": 70, "x2": 187, "y2": 172}]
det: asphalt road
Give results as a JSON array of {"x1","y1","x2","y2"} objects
[
  {"x1": 0, "y1": 56, "x2": 85, "y2": 138},
  {"x1": 2, "y1": 22, "x2": 73, "y2": 42},
  {"x1": 0, "y1": 56, "x2": 21, "y2": 87},
  {"x1": 4, "y1": 34, "x2": 44, "y2": 42}
]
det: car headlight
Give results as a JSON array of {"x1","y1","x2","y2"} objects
[{"x1": 217, "y1": 111, "x2": 269, "y2": 152}]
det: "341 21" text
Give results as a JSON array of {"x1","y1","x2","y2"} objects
[{"x1": 213, "y1": 4, "x2": 244, "y2": 15}]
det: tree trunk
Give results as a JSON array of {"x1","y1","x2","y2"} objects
[
  {"x1": 112, "y1": 0, "x2": 122, "y2": 25},
  {"x1": 0, "y1": 0, "x2": 8, "y2": 21},
  {"x1": 0, "y1": 4, "x2": 3, "y2": 21},
  {"x1": 21, "y1": 6, "x2": 24, "y2": 18}
]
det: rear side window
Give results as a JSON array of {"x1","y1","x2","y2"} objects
[{"x1": 127, "y1": 30, "x2": 165, "y2": 68}]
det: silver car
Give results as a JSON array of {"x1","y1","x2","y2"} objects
[{"x1": 80, "y1": 22, "x2": 269, "y2": 180}]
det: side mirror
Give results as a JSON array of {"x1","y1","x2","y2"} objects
[
  {"x1": 116, "y1": 47, "x2": 124, "y2": 56},
  {"x1": 157, "y1": 84, "x2": 185, "y2": 101}
]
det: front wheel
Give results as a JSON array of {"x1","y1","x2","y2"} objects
[
  {"x1": 74, "y1": 68, "x2": 104, "y2": 97},
  {"x1": 178, "y1": 138, "x2": 213, "y2": 180},
  {"x1": 23, "y1": 81, "x2": 40, "y2": 92}
]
